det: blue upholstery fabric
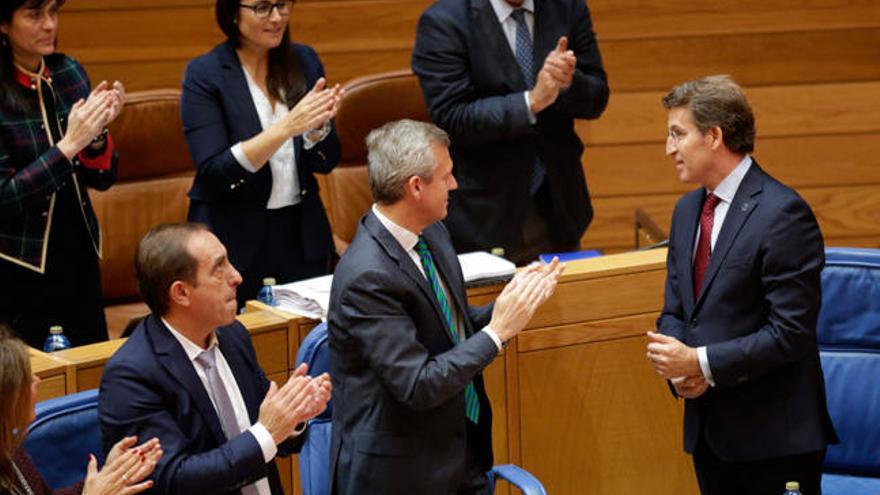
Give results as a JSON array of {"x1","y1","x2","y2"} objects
[
  {"x1": 817, "y1": 248, "x2": 880, "y2": 494},
  {"x1": 25, "y1": 389, "x2": 102, "y2": 489},
  {"x1": 294, "y1": 323, "x2": 547, "y2": 495}
]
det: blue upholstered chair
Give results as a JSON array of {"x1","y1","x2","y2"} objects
[
  {"x1": 25, "y1": 388, "x2": 102, "y2": 489},
  {"x1": 817, "y1": 248, "x2": 880, "y2": 493},
  {"x1": 295, "y1": 322, "x2": 547, "y2": 495}
]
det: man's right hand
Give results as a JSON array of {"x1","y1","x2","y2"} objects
[
  {"x1": 529, "y1": 37, "x2": 577, "y2": 114},
  {"x1": 490, "y1": 258, "x2": 565, "y2": 343},
  {"x1": 258, "y1": 363, "x2": 331, "y2": 444}
]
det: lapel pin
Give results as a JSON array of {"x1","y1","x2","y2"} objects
[{"x1": 741, "y1": 202, "x2": 750, "y2": 212}]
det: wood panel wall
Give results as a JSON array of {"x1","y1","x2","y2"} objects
[{"x1": 58, "y1": 0, "x2": 880, "y2": 254}]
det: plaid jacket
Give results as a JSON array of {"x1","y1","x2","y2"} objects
[{"x1": 0, "y1": 54, "x2": 117, "y2": 273}]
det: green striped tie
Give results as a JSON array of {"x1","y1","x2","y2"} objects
[{"x1": 414, "y1": 236, "x2": 480, "y2": 424}]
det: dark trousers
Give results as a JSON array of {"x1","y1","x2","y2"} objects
[
  {"x1": 506, "y1": 182, "x2": 579, "y2": 266},
  {"x1": 458, "y1": 421, "x2": 491, "y2": 495},
  {"x1": 693, "y1": 434, "x2": 826, "y2": 495},
  {"x1": 236, "y1": 203, "x2": 331, "y2": 308}
]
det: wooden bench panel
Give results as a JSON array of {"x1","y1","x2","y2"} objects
[
  {"x1": 578, "y1": 81, "x2": 880, "y2": 146},
  {"x1": 583, "y1": 133, "x2": 880, "y2": 197}
]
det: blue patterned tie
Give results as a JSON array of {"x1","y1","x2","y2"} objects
[
  {"x1": 414, "y1": 237, "x2": 480, "y2": 423},
  {"x1": 511, "y1": 8, "x2": 546, "y2": 194}
]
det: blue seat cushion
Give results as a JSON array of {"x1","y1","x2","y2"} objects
[
  {"x1": 821, "y1": 473, "x2": 880, "y2": 495},
  {"x1": 299, "y1": 419, "x2": 331, "y2": 495},
  {"x1": 25, "y1": 389, "x2": 102, "y2": 489},
  {"x1": 818, "y1": 248, "x2": 880, "y2": 347},
  {"x1": 820, "y1": 351, "x2": 880, "y2": 475}
]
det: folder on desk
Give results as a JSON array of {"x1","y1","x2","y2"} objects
[{"x1": 538, "y1": 249, "x2": 602, "y2": 264}]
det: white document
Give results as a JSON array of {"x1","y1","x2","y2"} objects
[
  {"x1": 273, "y1": 274, "x2": 333, "y2": 320},
  {"x1": 457, "y1": 251, "x2": 516, "y2": 284}
]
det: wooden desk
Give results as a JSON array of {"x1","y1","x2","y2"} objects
[{"x1": 29, "y1": 348, "x2": 73, "y2": 402}]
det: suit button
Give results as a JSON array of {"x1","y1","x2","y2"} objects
[
  {"x1": 301, "y1": 189, "x2": 308, "y2": 196},
  {"x1": 41, "y1": 211, "x2": 48, "y2": 217}
]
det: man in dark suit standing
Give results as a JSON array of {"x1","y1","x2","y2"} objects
[
  {"x1": 646, "y1": 76, "x2": 837, "y2": 495},
  {"x1": 412, "y1": 0, "x2": 609, "y2": 265},
  {"x1": 328, "y1": 120, "x2": 563, "y2": 494},
  {"x1": 99, "y1": 223, "x2": 332, "y2": 495}
]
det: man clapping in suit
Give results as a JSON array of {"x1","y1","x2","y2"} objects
[
  {"x1": 647, "y1": 76, "x2": 837, "y2": 495},
  {"x1": 328, "y1": 120, "x2": 563, "y2": 494},
  {"x1": 412, "y1": 0, "x2": 609, "y2": 265},
  {"x1": 99, "y1": 223, "x2": 331, "y2": 495}
]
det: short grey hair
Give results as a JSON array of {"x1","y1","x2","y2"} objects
[{"x1": 366, "y1": 119, "x2": 451, "y2": 204}]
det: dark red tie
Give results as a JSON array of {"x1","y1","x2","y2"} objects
[{"x1": 693, "y1": 193, "x2": 721, "y2": 299}]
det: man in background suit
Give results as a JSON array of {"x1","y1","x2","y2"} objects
[
  {"x1": 412, "y1": 0, "x2": 609, "y2": 265},
  {"x1": 328, "y1": 120, "x2": 563, "y2": 494},
  {"x1": 99, "y1": 223, "x2": 332, "y2": 495},
  {"x1": 646, "y1": 76, "x2": 837, "y2": 494}
]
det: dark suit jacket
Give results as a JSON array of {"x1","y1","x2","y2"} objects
[
  {"x1": 657, "y1": 162, "x2": 837, "y2": 462},
  {"x1": 181, "y1": 41, "x2": 339, "y2": 274},
  {"x1": 328, "y1": 211, "x2": 497, "y2": 495},
  {"x1": 411, "y1": 0, "x2": 609, "y2": 253},
  {"x1": 98, "y1": 315, "x2": 303, "y2": 495}
]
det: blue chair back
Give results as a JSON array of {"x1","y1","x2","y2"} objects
[
  {"x1": 817, "y1": 248, "x2": 880, "y2": 491},
  {"x1": 295, "y1": 322, "x2": 332, "y2": 495},
  {"x1": 25, "y1": 389, "x2": 102, "y2": 489}
]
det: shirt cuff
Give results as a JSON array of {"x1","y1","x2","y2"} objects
[
  {"x1": 481, "y1": 326, "x2": 503, "y2": 351},
  {"x1": 697, "y1": 346, "x2": 716, "y2": 387},
  {"x1": 231, "y1": 142, "x2": 257, "y2": 173},
  {"x1": 523, "y1": 92, "x2": 537, "y2": 124},
  {"x1": 303, "y1": 121, "x2": 331, "y2": 150},
  {"x1": 249, "y1": 422, "x2": 278, "y2": 463}
]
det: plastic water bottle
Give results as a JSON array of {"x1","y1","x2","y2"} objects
[
  {"x1": 43, "y1": 325, "x2": 71, "y2": 352},
  {"x1": 257, "y1": 277, "x2": 277, "y2": 306},
  {"x1": 784, "y1": 481, "x2": 801, "y2": 495}
]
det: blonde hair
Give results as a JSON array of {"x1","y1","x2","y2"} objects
[{"x1": 0, "y1": 324, "x2": 34, "y2": 491}]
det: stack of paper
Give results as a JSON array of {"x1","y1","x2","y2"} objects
[
  {"x1": 270, "y1": 252, "x2": 516, "y2": 319},
  {"x1": 458, "y1": 251, "x2": 516, "y2": 286},
  {"x1": 273, "y1": 274, "x2": 333, "y2": 320}
]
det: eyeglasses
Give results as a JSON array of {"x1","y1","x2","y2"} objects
[
  {"x1": 240, "y1": 1, "x2": 292, "y2": 19},
  {"x1": 667, "y1": 128, "x2": 688, "y2": 145}
]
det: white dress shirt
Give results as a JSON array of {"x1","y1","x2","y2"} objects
[
  {"x1": 693, "y1": 155, "x2": 753, "y2": 386},
  {"x1": 372, "y1": 205, "x2": 503, "y2": 350},
  {"x1": 163, "y1": 319, "x2": 276, "y2": 495},
  {"x1": 488, "y1": 0, "x2": 537, "y2": 123}
]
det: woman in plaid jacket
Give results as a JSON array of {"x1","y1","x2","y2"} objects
[{"x1": 0, "y1": 0, "x2": 125, "y2": 348}]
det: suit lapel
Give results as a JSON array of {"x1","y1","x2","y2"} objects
[
  {"x1": 364, "y1": 212, "x2": 457, "y2": 347},
  {"x1": 218, "y1": 42, "x2": 263, "y2": 141},
  {"x1": 471, "y1": 0, "x2": 528, "y2": 91},
  {"x1": 694, "y1": 164, "x2": 764, "y2": 310},
  {"x1": 678, "y1": 190, "x2": 703, "y2": 312},
  {"x1": 532, "y1": 0, "x2": 555, "y2": 73},
  {"x1": 422, "y1": 224, "x2": 474, "y2": 338},
  {"x1": 147, "y1": 316, "x2": 227, "y2": 445}
]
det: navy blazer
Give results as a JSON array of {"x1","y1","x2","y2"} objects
[
  {"x1": 412, "y1": 0, "x2": 609, "y2": 253},
  {"x1": 181, "y1": 42, "x2": 339, "y2": 273},
  {"x1": 98, "y1": 315, "x2": 304, "y2": 495},
  {"x1": 657, "y1": 162, "x2": 837, "y2": 461},
  {"x1": 328, "y1": 212, "x2": 496, "y2": 494}
]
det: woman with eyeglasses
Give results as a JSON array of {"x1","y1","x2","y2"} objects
[
  {"x1": 0, "y1": 324, "x2": 163, "y2": 495},
  {"x1": 182, "y1": 0, "x2": 342, "y2": 308},
  {"x1": 0, "y1": 0, "x2": 124, "y2": 349}
]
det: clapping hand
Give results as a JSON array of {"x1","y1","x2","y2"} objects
[{"x1": 82, "y1": 435, "x2": 163, "y2": 495}]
